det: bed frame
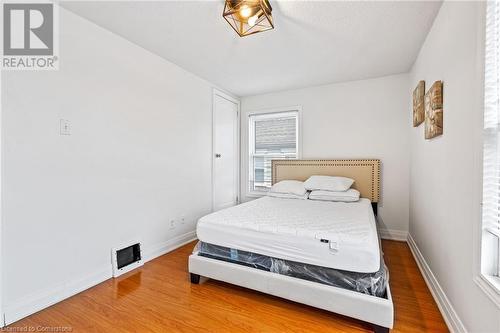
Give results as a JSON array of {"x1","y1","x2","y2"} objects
[{"x1": 189, "y1": 159, "x2": 393, "y2": 332}]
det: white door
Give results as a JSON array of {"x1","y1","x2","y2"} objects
[{"x1": 213, "y1": 91, "x2": 239, "y2": 211}]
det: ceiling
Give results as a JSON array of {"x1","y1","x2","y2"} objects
[{"x1": 61, "y1": 1, "x2": 442, "y2": 96}]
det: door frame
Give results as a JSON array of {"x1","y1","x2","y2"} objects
[
  {"x1": 212, "y1": 88, "x2": 240, "y2": 212},
  {"x1": 0, "y1": 71, "x2": 4, "y2": 327}
]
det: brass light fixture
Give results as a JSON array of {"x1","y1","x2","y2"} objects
[{"x1": 223, "y1": 0, "x2": 274, "y2": 37}]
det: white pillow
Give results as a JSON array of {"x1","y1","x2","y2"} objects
[
  {"x1": 304, "y1": 175, "x2": 354, "y2": 192},
  {"x1": 269, "y1": 180, "x2": 307, "y2": 196},
  {"x1": 308, "y1": 189, "x2": 360, "y2": 202},
  {"x1": 267, "y1": 192, "x2": 309, "y2": 200}
]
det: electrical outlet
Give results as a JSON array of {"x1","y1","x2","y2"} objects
[
  {"x1": 60, "y1": 119, "x2": 71, "y2": 135},
  {"x1": 180, "y1": 216, "x2": 186, "y2": 224},
  {"x1": 169, "y1": 219, "x2": 176, "y2": 229}
]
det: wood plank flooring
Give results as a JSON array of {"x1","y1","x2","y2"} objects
[{"x1": 8, "y1": 240, "x2": 448, "y2": 332}]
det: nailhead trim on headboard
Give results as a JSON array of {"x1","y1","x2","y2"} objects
[{"x1": 271, "y1": 159, "x2": 381, "y2": 202}]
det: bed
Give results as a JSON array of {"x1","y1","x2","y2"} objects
[{"x1": 188, "y1": 159, "x2": 393, "y2": 332}]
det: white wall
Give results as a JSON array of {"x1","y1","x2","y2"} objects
[
  {"x1": 1, "y1": 8, "x2": 216, "y2": 324},
  {"x1": 241, "y1": 74, "x2": 410, "y2": 237},
  {"x1": 409, "y1": 1, "x2": 500, "y2": 332}
]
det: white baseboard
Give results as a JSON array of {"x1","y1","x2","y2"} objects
[
  {"x1": 6, "y1": 230, "x2": 466, "y2": 331},
  {"x1": 143, "y1": 230, "x2": 197, "y2": 262},
  {"x1": 4, "y1": 267, "x2": 112, "y2": 326},
  {"x1": 378, "y1": 228, "x2": 408, "y2": 241},
  {"x1": 3, "y1": 230, "x2": 197, "y2": 326},
  {"x1": 407, "y1": 234, "x2": 467, "y2": 333}
]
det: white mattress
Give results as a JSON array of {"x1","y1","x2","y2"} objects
[{"x1": 196, "y1": 196, "x2": 380, "y2": 273}]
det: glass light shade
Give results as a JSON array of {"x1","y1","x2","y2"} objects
[{"x1": 223, "y1": 0, "x2": 274, "y2": 37}]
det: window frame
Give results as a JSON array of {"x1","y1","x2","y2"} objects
[
  {"x1": 243, "y1": 106, "x2": 302, "y2": 198},
  {"x1": 475, "y1": 0, "x2": 500, "y2": 308}
]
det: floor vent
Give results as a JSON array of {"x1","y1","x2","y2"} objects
[{"x1": 112, "y1": 241, "x2": 143, "y2": 277}]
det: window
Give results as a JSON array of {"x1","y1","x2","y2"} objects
[
  {"x1": 481, "y1": 0, "x2": 500, "y2": 291},
  {"x1": 248, "y1": 110, "x2": 299, "y2": 193}
]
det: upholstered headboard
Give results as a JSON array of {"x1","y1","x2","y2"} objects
[{"x1": 271, "y1": 159, "x2": 381, "y2": 203}]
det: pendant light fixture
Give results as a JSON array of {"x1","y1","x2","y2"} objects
[{"x1": 223, "y1": 0, "x2": 274, "y2": 37}]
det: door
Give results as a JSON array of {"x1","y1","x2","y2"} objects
[{"x1": 213, "y1": 90, "x2": 239, "y2": 211}]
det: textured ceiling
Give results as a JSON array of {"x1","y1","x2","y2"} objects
[{"x1": 61, "y1": 1, "x2": 442, "y2": 96}]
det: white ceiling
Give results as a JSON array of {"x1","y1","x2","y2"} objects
[{"x1": 61, "y1": 1, "x2": 442, "y2": 96}]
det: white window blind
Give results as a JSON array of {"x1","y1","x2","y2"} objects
[
  {"x1": 248, "y1": 111, "x2": 299, "y2": 192},
  {"x1": 482, "y1": 0, "x2": 500, "y2": 276}
]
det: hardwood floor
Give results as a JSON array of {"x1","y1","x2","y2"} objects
[{"x1": 8, "y1": 240, "x2": 448, "y2": 332}]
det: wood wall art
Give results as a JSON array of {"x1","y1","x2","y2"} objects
[
  {"x1": 412, "y1": 81, "x2": 425, "y2": 127},
  {"x1": 424, "y1": 81, "x2": 443, "y2": 139}
]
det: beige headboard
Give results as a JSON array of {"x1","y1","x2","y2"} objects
[{"x1": 272, "y1": 159, "x2": 381, "y2": 202}]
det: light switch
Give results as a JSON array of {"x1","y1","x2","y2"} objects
[{"x1": 60, "y1": 119, "x2": 71, "y2": 135}]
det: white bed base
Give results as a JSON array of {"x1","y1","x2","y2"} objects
[{"x1": 188, "y1": 253, "x2": 394, "y2": 331}]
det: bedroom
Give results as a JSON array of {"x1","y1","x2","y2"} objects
[{"x1": 0, "y1": 0, "x2": 499, "y2": 332}]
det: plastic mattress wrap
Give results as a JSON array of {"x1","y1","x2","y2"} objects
[{"x1": 194, "y1": 241, "x2": 388, "y2": 298}]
